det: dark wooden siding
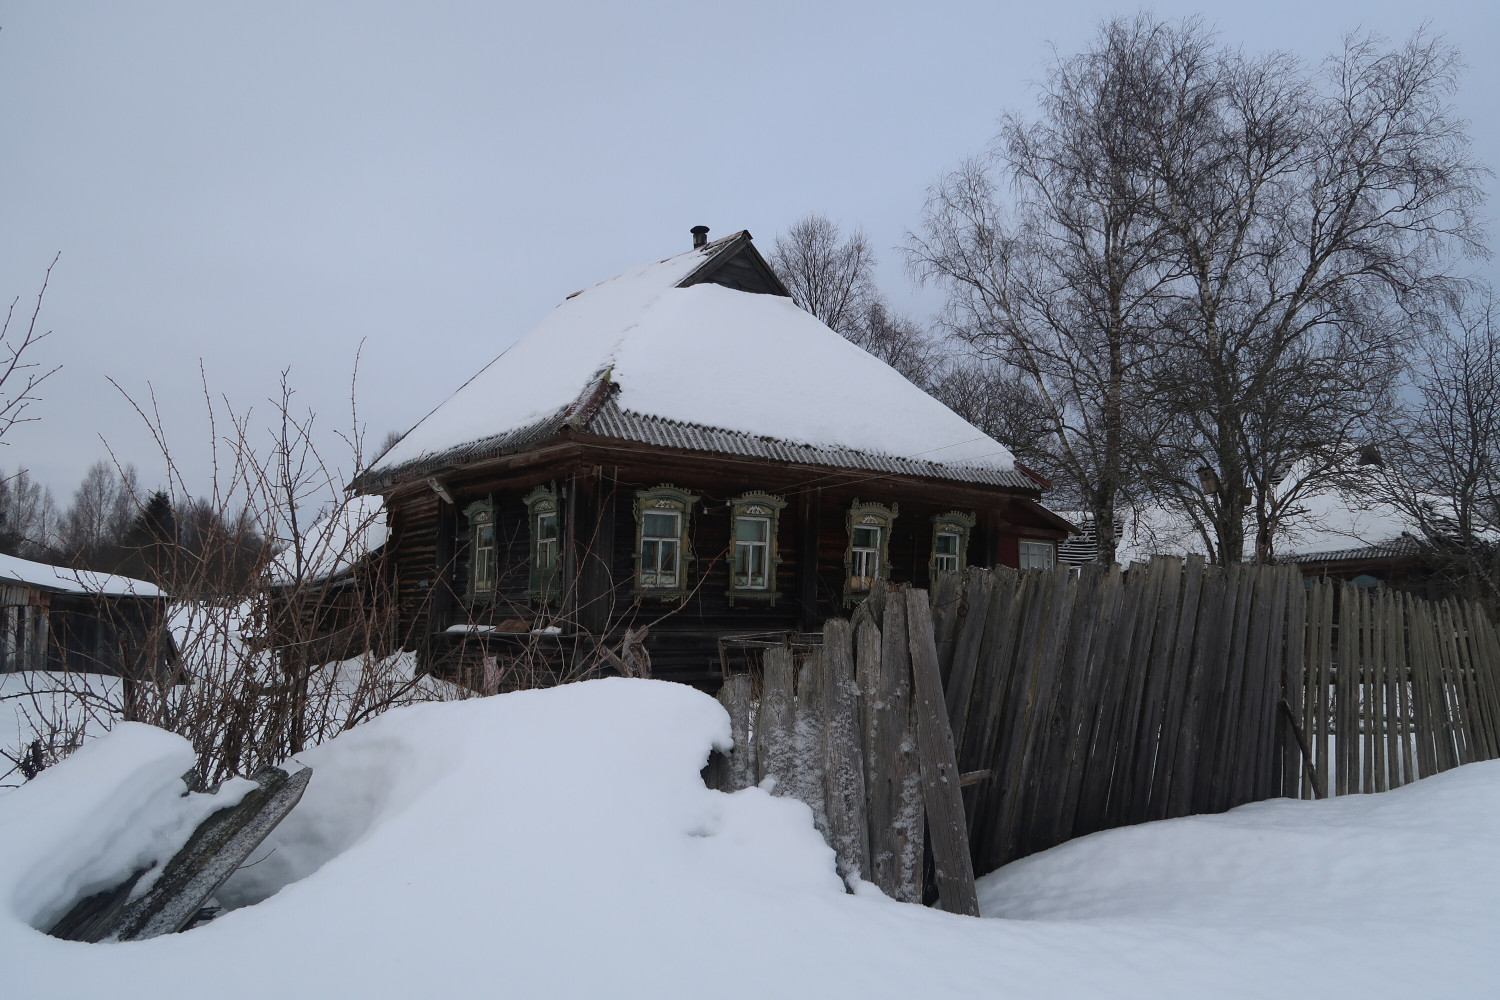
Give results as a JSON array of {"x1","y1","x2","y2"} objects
[{"x1": 379, "y1": 448, "x2": 1064, "y2": 690}]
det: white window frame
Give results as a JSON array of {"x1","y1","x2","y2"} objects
[
  {"x1": 733, "y1": 515, "x2": 771, "y2": 591},
  {"x1": 639, "y1": 510, "x2": 682, "y2": 589},
  {"x1": 850, "y1": 524, "x2": 881, "y2": 592},
  {"x1": 1019, "y1": 539, "x2": 1055, "y2": 571},
  {"x1": 535, "y1": 511, "x2": 558, "y2": 573},
  {"x1": 464, "y1": 500, "x2": 498, "y2": 600},
  {"x1": 934, "y1": 531, "x2": 962, "y2": 573}
]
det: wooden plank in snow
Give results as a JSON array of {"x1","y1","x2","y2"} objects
[
  {"x1": 756, "y1": 646, "x2": 797, "y2": 790},
  {"x1": 904, "y1": 588, "x2": 979, "y2": 917},
  {"x1": 867, "y1": 584, "x2": 923, "y2": 904},
  {"x1": 821, "y1": 618, "x2": 869, "y2": 885},
  {"x1": 112, "y1": 766, "x2": 313, "y2": 941}
]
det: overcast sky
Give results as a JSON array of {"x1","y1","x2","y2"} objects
[{"x1": 1, "y1": 1, "x2": 1496, "y2": 504}]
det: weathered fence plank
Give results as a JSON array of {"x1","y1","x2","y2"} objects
[
  {"x1": 821, "y1": 619, "x2": 870, "y2": 885},
  {"x1": 755, "y1": 646, "x2": 797, "y2": 790},
  {"x1": 713, "y1": 672, "x2": 755, "y2": 792},
  {"x1": 867, "y1": 586, "x2": 923, "y2": 903},
  {"x1": 945, "y1": 569, "x2": 994, "y2": 742},
  {"x1": 1153, "y1": 556, "x2": 1205, "y2": 815},
  {"x1": 929, "y1": 570, "x2": 964, "y2": 687},
  {"x1": 794, "y1": 649, "x2": 830, "y2": 836},
  {"x1": 905, "y1": 589, "x2": 979, "y2": 916}
]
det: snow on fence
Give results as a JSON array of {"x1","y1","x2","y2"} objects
[
  {"x1": 712, "y1": 560, "x2": 1500, "y2": 890},
  {"x1": 705, "y1": 585, "x2": 980, "y2": 915}
]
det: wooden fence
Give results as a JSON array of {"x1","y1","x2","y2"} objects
[
  {"x1": 710, "y1": 560, "x2": 1500, "y2": 898},
  {"x1": 935, "y1": 559, "x2": 1500, "y2": 874},
  {"x1": 704, "y1": 586, "x2": 980, "y2": 915}
]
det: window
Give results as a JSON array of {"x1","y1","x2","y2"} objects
[
  {"x1": 844, "y1": 500, "x2": 897, "y2": 605},
  {"x1": 523, "y1": 486, "x2": 560, "y2": 601},
  {"x1": 851, "y1": 525, "x2": 881, "y2": 588},
  {"x1": 463, "y1": 499, "x2": 498, "y2": 599},
  {"x1": 929, "y1": 511, "x2": 976, "y2": 579},
  {"x1": 634, "y1": 485, "x2": 699, "y2": 598},
  {"x1": 727, "y1": 492, "x2": 786, "y2": 605},
  {"x1": 735, "y1": 517, "x2": 770, "y2": 588},
  {"x1": 934, "y1": 532, "x2": 961, "y2": 572},
  {"x1": 1019, "y1": 539, "x2": 1055, "y2": 570},
  {"x1": 641, "y1": 511, "x2": 681, "y2": 587}
]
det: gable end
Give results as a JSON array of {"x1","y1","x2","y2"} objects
[{"x1": 678, "y1": 232, "x2": 791, "y2": 298}]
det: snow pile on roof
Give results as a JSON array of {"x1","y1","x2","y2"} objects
[
  {"x1": 268, "y1": 495, "x2": 388, "y2": 585},
  {"x1": 0, "y1": 553, "x2": 163, "y2": 598},
  {"x1": 372, "y1": 243, "x2": 1015, "y2": 477},
  {"x1": 5, "y1": 678, "x2": 1500, "y2": 998},
  {"x1": 1270, "y1": 458, "x2": 1418, "y2": 558}
]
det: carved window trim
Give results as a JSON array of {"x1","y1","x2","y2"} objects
[
  {"x1": 462, "y1": 497, "x2": 497, "y2": 603},
  {"x1": 523, "y1": 485, "x2": 560, "y2": 603},
  {"x1": 844, "y1": 499, "x2": 897, "y2": 606},
  {"x1": 634, "y1": 484, "x2": 699, "y2": 601},
  {"x1": 727, "y1": 491, "x2": 786, "y2": 607},
  {"x1": 930, "y1": 510, "x2": 977, "y2": 579}
]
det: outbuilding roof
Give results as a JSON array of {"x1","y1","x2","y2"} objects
[
  {"x1": 0, "y1": 553, "x2": 164, "y2": 598},
  {"x1": 356, "y1": 231, "x2": 1029, "y2": 493}
]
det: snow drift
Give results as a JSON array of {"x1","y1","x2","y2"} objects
[{"x1": 3, "y1": 678, "x2": 1499, "y2": 999}]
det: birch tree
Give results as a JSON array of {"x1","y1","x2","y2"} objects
[
  {"x1": 1142, "y1": 27, "x2": 1486, "y2": 562},
  {"x1": 908, "y1": 15, "x2": 1176, "y2": 563}
]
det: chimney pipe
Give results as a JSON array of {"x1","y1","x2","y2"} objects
[{"x1": 691, "y1": 225, "x2": 709, "y2": 249}]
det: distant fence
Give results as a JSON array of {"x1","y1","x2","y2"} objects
[
  {"x1": 936, "y1": 559, "x2": 1500, "y2": 874},
  {"x1": 710, "y1": 560, "x2": 1500, "y2": 892}
]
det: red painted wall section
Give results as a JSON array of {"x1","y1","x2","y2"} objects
[{"x1": 995, "y1": 532, "x2": 1020, "y2": 569}]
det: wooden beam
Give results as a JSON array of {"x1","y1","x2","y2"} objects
[{"x1": 905, "y1": 587, "x2": 980, "y2": 916}]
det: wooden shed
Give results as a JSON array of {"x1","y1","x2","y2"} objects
[
  {"x1": 352, "y1": 228, "x2": 1072, "y2": 689},
  {"x1": 0, "y1": 553, "x2": 172, "y2": 677}
]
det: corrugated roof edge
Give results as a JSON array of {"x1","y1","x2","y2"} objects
[
  {"x1": 1288, "y1": 534, "x2": 1422, "y2": 565},
  {"x1": 351, "y1": 395, "x2": 1042, "y2": 494}
]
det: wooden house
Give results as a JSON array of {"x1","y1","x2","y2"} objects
[
  {"x1": 352, "y1": 227, "x2": 1072, "y2": 689},
  {"x1": 0, "y1": 553, "x2": 173, "y2": 677},
  {"x1": 262, "y1": 495, "x2": 397, "y2": 666}
]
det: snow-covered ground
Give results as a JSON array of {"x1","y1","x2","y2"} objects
[{"x1": 3, "y1": 678, "x2": 1498, "y2": 998}]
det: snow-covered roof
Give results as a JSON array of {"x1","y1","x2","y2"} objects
[
  {"x1": 268, "y1": 495, "x2": 388, "y2": 586},
  {"x1": 358, "y1": 232, "x2": 1031, "y2": 491},
  {"x1": 0, "y1": 553, "x2": 164, "y2": 599}
]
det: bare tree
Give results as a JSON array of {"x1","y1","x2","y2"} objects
[
  {"x1": 845, "y1": 300, "x2": 938, "y2": 388},
  {"x1": 908, "y1": 15, "x2": 1177, "y2": 564},
  {"x1": 1140, "y1": 25, "x2": 1487, "y2": 563},
  {"x1": 1374, "y1": 295, "x2": 1500, "y2": 608},
  {"x1": 771, "y1": 214, "x2": 878, "y2": 335},
  {"x1": 58, "y1": 459, "x2": 139, "y2": 562},
  {"x1": 0, "y1": 468, "x2": 58, "y2": 558},
  {"x1": 929, "y1": 353, "x2": 1062, "y2": 488},
  {"x1": 0, "y1": 254, "x2": 62, "y2": 446}
]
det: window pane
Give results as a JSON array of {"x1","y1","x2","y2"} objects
[
  {"x1": 657, "y1": 539, "x2": 678, "y2": 586},
  {"x1": 936, "y1": 532, "x2": 959, "y2": 556},
  {"x1": 736, "y1": 517, "x2": 768, "y2": 543},
  {"x1": 641, "y1": 535, "x2": 679, "y2": 588},
  {"x1": 853, "y1": 526, "x2": 879, "y2": 548},
  {"x1": 1019, "y1": 540, "x2": 1054, "y2": 570},
  {"x1": 735, "y1": 541, "x2": 768, "y2": 589},
  {"x1": 474, "y1": 516, "x2": 496, "y2": 593},
  {"x1": 538, "y1": 512, "x2": 558, "y2": 541},
  {"x1": 643, "y1": 511, "x2": 678, "y2": 539}
]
